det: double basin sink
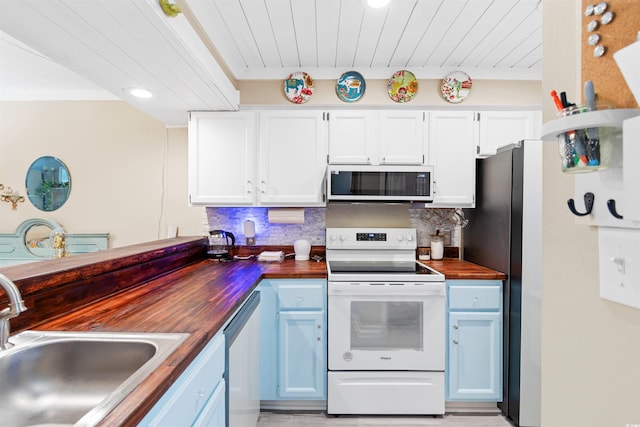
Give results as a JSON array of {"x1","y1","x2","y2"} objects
[{"x1": 0, "y1": 330, "x2": 189, "y2": 427}]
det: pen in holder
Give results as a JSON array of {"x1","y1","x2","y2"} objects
[{"x1": 556, "y1": 104, "x2": 620, "y2": 173}]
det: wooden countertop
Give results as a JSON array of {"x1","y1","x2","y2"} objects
[
  {"x1": 3, "y1": 238, "x2": 501, "y2": 426},
  {"x1": 423, "y1": 258, "x2": 507, "y2": 280},
  {"x1": 29, "y1": 257, "x2": 327, "y2": 426}
]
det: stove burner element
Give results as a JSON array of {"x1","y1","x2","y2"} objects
[{"x1": 328, "y1": 260, "x2": 438, "y2": 275}]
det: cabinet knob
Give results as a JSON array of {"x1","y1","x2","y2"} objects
[
  {"x1": 453, "y1": 325, "x2": 459, "y2": 329},
  {"x1": 453, "y1": 339, "x2": 459, "y2": 345}
]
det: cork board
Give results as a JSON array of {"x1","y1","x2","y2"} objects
[{"x1": 582, "y1": 0, "x2": 640, "y2": 108}]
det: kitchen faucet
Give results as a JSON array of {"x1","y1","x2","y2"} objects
[{"x1": 0, "y1": 273, "x2": 27, "y2": 350}]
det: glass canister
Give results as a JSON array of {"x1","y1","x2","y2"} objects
[{"x1": 430, "y1": 235, "x2": 444, "y2": 260}]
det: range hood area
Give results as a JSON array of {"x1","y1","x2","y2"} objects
[{"x1": 0, "y1": 0, "x2": 239, "y2": 126}]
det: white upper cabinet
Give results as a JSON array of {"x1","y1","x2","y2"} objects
[
  {"x1": 328, "y1": 111, "x2": 425, "y2": 165},
  {"x1": 326, "y1": 111, "x2": 372, "y2": 164},
  {"x1": 189, "y1": 111, "x2": 327, "y2": 207},
  {"x1": 477, "y1": 111, "x2": 541, "y2": 157},
  {"x1": 188, "y1": 111, "x2": 257, "y2": 206},
  {"x1": 428, "y1": 111, "x2": 479, "y2": 208},
  {"x1": 259, "y1": 111, "x2": 327, "y2": 206}
]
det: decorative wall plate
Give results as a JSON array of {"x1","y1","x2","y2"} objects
[
  {"x1": 283, "y1": 72, "x2": 314, "y2": 104},
  {"x1": 440, "y1": 71, "x2": 472, "y2": 103},
  {"x1": 336, "y1": 71, "x2": 366, "y2": 102},
  {"x1": 387, "y1": 70, "x2": 418, "y2": 103}
]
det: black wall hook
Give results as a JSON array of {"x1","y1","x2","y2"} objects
[
  {"x1": 607, "y1": 199, "x2": 624, "y2": 219},
  {"x1": 567, "y1": 192, "x2": 594, "y2": 217}
]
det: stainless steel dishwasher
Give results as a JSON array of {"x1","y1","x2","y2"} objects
[{"x1": 224, "y1": 290, "x2": 260, "y2": 427}]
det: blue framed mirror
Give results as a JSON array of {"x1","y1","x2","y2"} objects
[{"x1": 25, "y1": 156, "x2": 71, "y2": 211}]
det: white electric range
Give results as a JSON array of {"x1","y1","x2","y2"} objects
[{"x1": 325, "y1": 227, "x2": 446, "y2": 415}]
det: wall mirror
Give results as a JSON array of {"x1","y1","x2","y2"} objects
[{"x1": 25, "y1": 156, "x2": 71, "y2": 211}]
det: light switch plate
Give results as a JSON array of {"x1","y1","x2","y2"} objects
[{"x1": 598, "y1": 227, "x2": 640, "y2": 309}]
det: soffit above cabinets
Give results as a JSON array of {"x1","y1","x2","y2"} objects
[
  {"x1": 184, "y1": 0, "x2": 542, "y2": 81},
  {"x1": 0, "y1": 0, "x2": 240, "y2": 126}
]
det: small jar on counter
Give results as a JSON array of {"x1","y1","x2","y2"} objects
[{"x1": 430, "y1": 235, "x2": 444, "y2": 260}]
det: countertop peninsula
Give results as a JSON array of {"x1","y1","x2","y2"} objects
[{"x1": 0, "y1": 237, "x2": 503, "y2": 426}]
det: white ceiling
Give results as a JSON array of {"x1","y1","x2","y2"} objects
[
  {"x1": 188, "y1": 0, "x2": 542, "y2": 80},
  {"x1": 0, "y1": 0, "x2": 542, "y2": 125}
]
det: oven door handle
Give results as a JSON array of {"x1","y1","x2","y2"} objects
[{"x1": 327, "y1": 282, "x2": 445, "y2": 297}]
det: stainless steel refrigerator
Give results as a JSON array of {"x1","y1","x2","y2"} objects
[{"x1": 463, "y1": 140, "x2": 542, "y2": 427}]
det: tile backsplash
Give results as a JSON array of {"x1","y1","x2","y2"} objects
[{"x1": 205, "y1": 205, "x2": 464, "y2": 248}]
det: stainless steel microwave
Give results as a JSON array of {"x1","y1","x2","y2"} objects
[{"x1": 327, "y1": 165, "x2": 434, "y2": 202}]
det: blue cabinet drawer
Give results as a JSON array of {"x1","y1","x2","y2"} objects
[
  {"x1": 141, "y1": 332, "x2": 225, "y2": 426},
  {"x1": 449, "y1": 286, "x2": 501, "y2": 310},
  {"x1": 276, "y1": 282, "x2": 325, "y2": 310}
]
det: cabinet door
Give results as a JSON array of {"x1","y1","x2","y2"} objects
[
  {"x1": 192, "y1": 379, "x2": 225, "y2": 427},
  {"x1": 277, "y1": 311, "x2": 326, "y2": 399},
  {"x1": 188, "y1": 112, "x2": 257, "y2": 205},
  {"x1": 327, "y1": 111, "x2": 374, "y2": 164},
  {"x1": 478, "y1": 111, "x2": 541, "y2": 157},
  {"x1": 428, "y1": 111, "x2": 478, "y2": 207},
  {"x1": 259, "y1": 111, "x2": 327, "y2": 205},
  {"x1": 379, "y1": 111, "x2": 425, "y2": 165},
  {"x1": 448, "y1": 312, "x2": 502, "y2": 401}
]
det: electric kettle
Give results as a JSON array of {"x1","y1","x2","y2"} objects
[{"x1": 208, "y1": 230, "x2": 235, "y2": 260}]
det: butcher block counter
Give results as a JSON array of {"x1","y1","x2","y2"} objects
[
  {"x1": 424, "y1": 258, "x2": 506, "y2": 280},
  {"x1": 0, "y1": 237, "x2": 502, "y2": 426}
]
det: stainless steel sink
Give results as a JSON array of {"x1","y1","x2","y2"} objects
[{"x1": 0, "y1": 330, "x2": 189, "y2": 427}]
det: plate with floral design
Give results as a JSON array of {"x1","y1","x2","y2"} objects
[
  {"x1": 283, "y1": 71, "x2": 314, "y2": 104},
  {"x1": 440, "y1": 71, "x2": 472, "y2": 103},
  {"x1": 387, "y1": 70, "x2": 418, "y2": 103}
]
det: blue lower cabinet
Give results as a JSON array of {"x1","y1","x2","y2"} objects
[
  {"x1": 259, "y1": 279, "x2": 327, "y2": 401},
  {"x1": 446, "y1": 280, "x2": 503, "y2": 402},
  {"x1": 138, "y1": 332, "x2": 226, "y2": 427},
  {"x1": 192, "y1": 379, "x2": 226, "y2": 427}
]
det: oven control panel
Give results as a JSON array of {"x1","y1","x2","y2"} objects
[
  {"x1": 356, "y1": 232, "x2": 387, "y2": 241},
  {"x1": 327, "y1": 228, "x2": 417, "y2": 250}
]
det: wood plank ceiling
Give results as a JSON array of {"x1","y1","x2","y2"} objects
[
  {"x1": 0, "y1": 0, "x2": 542, "y2": 125},
  {"x1": 187, "y1": 0, "x2": 542, "y2": 80}
]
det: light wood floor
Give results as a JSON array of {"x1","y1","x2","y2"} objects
[{"x1": 257, "y1": 411, "x2": 514, "y2": 427}]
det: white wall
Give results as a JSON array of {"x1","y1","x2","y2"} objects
[
  {"x1": 0, "y1": 101, "x2": 204, "y2": 248},
  {"x1": 541, "y1": 1, "x2": 640, "y2": 426}
]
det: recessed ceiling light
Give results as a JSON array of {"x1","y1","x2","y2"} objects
[
  {"x1": 367, "y1": 0, "x2": 390, "y2": 8},
  {"x1": 127, "y1": 88, "x2": 153, "y2": 99}
]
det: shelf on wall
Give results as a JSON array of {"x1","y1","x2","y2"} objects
[{"x1": 541, "y1": 108, "x2": 640, "y2": 139}]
